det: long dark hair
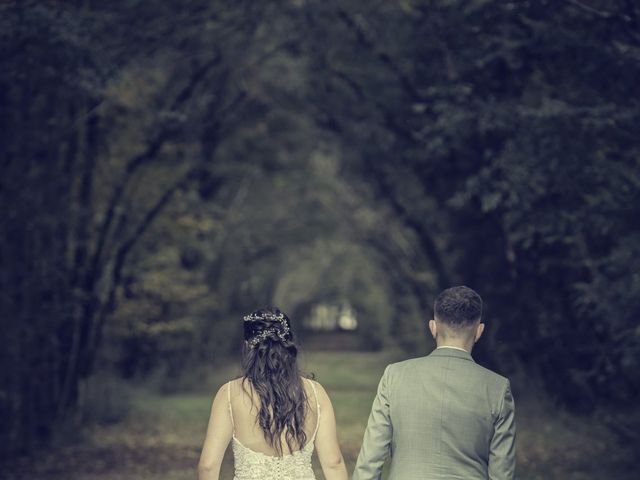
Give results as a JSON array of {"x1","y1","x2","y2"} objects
[{"x1": 241, "y1": 307, "x2": 308, "y2": 456}]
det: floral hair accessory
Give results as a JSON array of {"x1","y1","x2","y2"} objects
[
  {"x1": 243, "y1": 310, "x2": 291, "y2": 347},
  {"x1": 243, "y1": 312, "x2": 285, "y2": 322}
]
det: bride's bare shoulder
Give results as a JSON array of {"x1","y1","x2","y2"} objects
[
  {"x1": 213, "y1": 377, "x2": 244, "y2": 399},
  {"x1": 303, "y1": 377, "x2": 332, "y2": 403}
]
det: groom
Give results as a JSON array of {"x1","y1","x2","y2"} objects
[{"x1": 352, "y1": 286, "x2": 516, "y2": 480}]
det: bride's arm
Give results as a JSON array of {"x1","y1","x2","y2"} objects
[
  {"x1": 313, "y1": 381, "x2": 348, "y2": 480},
  {"x1": 198, "y1": 383, "x2": 233, "y2": 480}
]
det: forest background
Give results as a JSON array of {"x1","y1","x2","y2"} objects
[{"x1": 1, "y1": 1, "x2": 639, "y2": 478}]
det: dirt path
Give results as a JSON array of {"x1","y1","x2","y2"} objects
[{"x1": 3, "y1": 351, "x2": 635, "y2": 480}]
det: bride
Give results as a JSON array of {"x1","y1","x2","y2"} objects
[{"x1": 198, "y1": 307, "x2": 348, "y2": 480}]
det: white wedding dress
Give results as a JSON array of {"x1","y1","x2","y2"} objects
[{"x1": 227, "y1": 379, "x2": 320, "y2": 480}]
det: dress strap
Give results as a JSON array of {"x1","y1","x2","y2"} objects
[
  {"x1": 306, "y1": 378, "x2": 321, "y2": 438},
  {"x1": 227, "y1": 381, "x2": 235, "y2": 433}
]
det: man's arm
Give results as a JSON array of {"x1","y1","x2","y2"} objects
[
  {"x1": 352, "y1": 365, "x2": 392, "y2": 480},
  {"x1": 488, "y1": 380, "x2": 516, "y2": 480}
]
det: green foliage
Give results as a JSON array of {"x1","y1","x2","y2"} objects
[
  {"x1": 300, "y1": 0, "x2": 640, "y2": 412},
  {"x1": 78, "y1": 372, "x2": 134, "y2": 427},
  {"x1": 3, "y1": 0, "x2": 639, "y2": 458},
  {"x1": 0, "y1": 0, "x2": 297, "y2": 454}
]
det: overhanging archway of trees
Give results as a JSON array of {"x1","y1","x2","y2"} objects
[{"x1": 2, "y1": 0, "x2": 639, "y2": 454}]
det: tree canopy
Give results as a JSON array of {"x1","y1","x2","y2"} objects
[{"x1": 1, "y1": 0, "x2": 639, "y2": 454}]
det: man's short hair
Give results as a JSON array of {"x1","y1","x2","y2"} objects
[{"x1": 434, "y1": 286, "x2": 483, "y2": 327}]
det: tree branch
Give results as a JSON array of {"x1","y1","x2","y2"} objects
[
  {"x1": 89, "y1": 55, "x2": 222, "y2": 282},
  {"x1": 335, "y1": 6, "x2": 424, "y2": 103},
  {"x1": 563, "y1": 0, "x2": 615, "y2": 19},
  {"x1": 85, "y1": 167, "x2": 205, "y2": 365}
]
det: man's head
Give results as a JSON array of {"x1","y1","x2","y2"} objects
[{"x1": 429, "y1": 286, "x2": 484, "y2": 348}]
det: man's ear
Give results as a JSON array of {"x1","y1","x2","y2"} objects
[
  {"x1": 428, "y1": 319, "x2": 437, "y2": 339},
  {"x1": 474, "y1": 322, "x2": 485, "y2": 343}
]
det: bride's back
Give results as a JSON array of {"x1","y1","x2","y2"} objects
[
  {"x1": 198, "y1": 307, "x2": 347, "y2": 480},
  {"x1": 228, "y1": 377, "x2": 320, "y2": 456}
]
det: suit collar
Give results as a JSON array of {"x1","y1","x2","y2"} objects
[{"x1": 429, "y1": 346, "x2": 475, "y2": 362}]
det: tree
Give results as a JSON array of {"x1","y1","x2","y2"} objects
[
  {"x1": 298, "y1": 0, "x2": 640, "y2": 411},
  {"x1": 0, "y1": 0, "x2": 287, "y2": 453}
]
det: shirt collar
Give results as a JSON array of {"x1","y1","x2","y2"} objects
[{"x1": 436, "y1": 345, "x2": 470, "y2": 353}]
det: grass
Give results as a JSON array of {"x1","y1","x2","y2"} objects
[{"x1": 3, "y1": 350, "x2": 635, "y2": 479}]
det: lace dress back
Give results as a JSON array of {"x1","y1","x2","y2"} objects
[{"x1": 227, "y1": 379, "x2": 320, "y2": 480}]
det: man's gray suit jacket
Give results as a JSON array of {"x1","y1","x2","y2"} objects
[{"x1": 352, "y1": 347, "x2": 516, "y2": 480}]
